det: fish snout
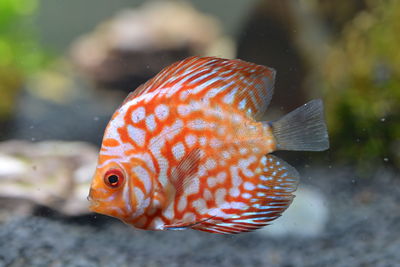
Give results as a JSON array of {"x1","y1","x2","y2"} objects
[
  {"x1": 87, "y1": 188, "x2": 100, "y2": 211},
  {"x1": 87, "y1": 187, "x2": 95, "y2": 202}
]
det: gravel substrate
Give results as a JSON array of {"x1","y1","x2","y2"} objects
[{"x1": 0, "y1": 166, "x2": 399, "y2": 267}]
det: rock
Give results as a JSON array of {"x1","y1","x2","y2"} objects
[
  {"x1": 0, "y1": 154, "x2": 30, "y2": 177},
  {"x1": 70, "y1": 1, "x2": 234, "y2": 91},
  {"x1": 0, "y1": 140, "x2": 98, "y2": 217}
]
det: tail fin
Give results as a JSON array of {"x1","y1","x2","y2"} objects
[{"x1": 269, "y1": 99, "x2": 329, "y2": 151}]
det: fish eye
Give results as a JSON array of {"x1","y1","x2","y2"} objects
[{"x1": 104, "y1": 169, "x2": 124, "y2": 188}]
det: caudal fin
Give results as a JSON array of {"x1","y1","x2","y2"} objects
[{"x1": 270, "y1": 99, "x2": 329, "y2": 151}]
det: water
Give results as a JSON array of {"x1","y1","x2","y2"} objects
[{"x1": 0, "y1": 1, "x2": 398, "y2": 266}]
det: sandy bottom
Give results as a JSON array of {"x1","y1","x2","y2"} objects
[{"x1": 0, "y1": 166, "x2": 399, "y2": 267}]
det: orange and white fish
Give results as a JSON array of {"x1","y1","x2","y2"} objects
[{"x1": 88, "y1": 56, "x2": 329, "y2": 234}]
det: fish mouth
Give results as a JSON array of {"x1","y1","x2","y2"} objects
[
  {"x1": 87, "y1": 193, "x2": 101, "y2": 212},
  {"x1": 87, "y1": 199, "x2": 115, "y2": 217},
  {"x1": 87, "y1": 195, "x2": 111, "y2": 214},
  {"x1": 87, "y1": 187, "x2": 100, "y2": 211}
]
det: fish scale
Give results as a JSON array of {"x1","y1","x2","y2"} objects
[
  {"x1": 88, "y1": 56, "x2": 329, "y2": 234},
  {"x1": 118, "y1": 97, "x2": 274, "y2": 229}
]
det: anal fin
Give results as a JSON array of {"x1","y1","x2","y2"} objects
[{"x1": 192, "y1": 154, "x2": 300, "y2": 234}]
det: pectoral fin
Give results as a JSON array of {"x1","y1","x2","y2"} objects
[{"x1": 171, "y1": 148, "x2": 201, "y2": 197}]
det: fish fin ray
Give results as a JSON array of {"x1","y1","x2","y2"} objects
[
  {"x1": 192, "y1": 154, "x2": 299, "y2": 234},
  {"x1": 119, "y1": 57, "x2": 201, "y2": 105},
  {"x1": 164, "y1": 215, "x2": 216, "y2": 230},
  {"x1": 124, "y1": 57, "x2": 204, "y2": 100},
  {"x1": 120, "y1": 86, "x2": 144, "y2": 106},
  {"x1": 235, "y1": 68, "x2": 275, "y2": 120},
  {"x1": 122, "y1": 57, "x2": 275, "y2": 119},
  {"x1": 270, "y1": 99, "x2": 330, "y2": 151},
  {"x1": 171, "y1": 148, "x2": 201, "y2": 196}
]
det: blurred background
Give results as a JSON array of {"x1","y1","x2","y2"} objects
[{"x1": 0, "y1": 0, "x2": 399, "y2": 266}]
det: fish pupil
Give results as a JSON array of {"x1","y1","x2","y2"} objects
[
  {"x1": 104, "y1": 169, "x2": 124, "y2": 188},
  {"x1": 108, "y1": 175, "x2": 119, "y2": 185}
]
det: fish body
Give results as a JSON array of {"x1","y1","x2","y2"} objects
[{"x1": 88, "y1": 56, "x2": 329, "y2": 234}]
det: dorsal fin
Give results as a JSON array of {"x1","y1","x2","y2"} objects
[
  {"x1": 121, "y1": 57, "x2": 202, "y2": 104},
  {"x1": 122, "y1": 56, "x2": 276, "y2": 120}
]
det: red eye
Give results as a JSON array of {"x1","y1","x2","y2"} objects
[{"x1": 104, "y1": 169, "x2": 124, "y2": 188}]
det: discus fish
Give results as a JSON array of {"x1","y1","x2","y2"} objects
[{"x1": 88, "y1": 56, "x2": 329, "y2": 234}]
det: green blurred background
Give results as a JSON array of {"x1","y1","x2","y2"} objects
[{"x1": 0, "y1": 0, "x2": 398, "y2": 173}]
